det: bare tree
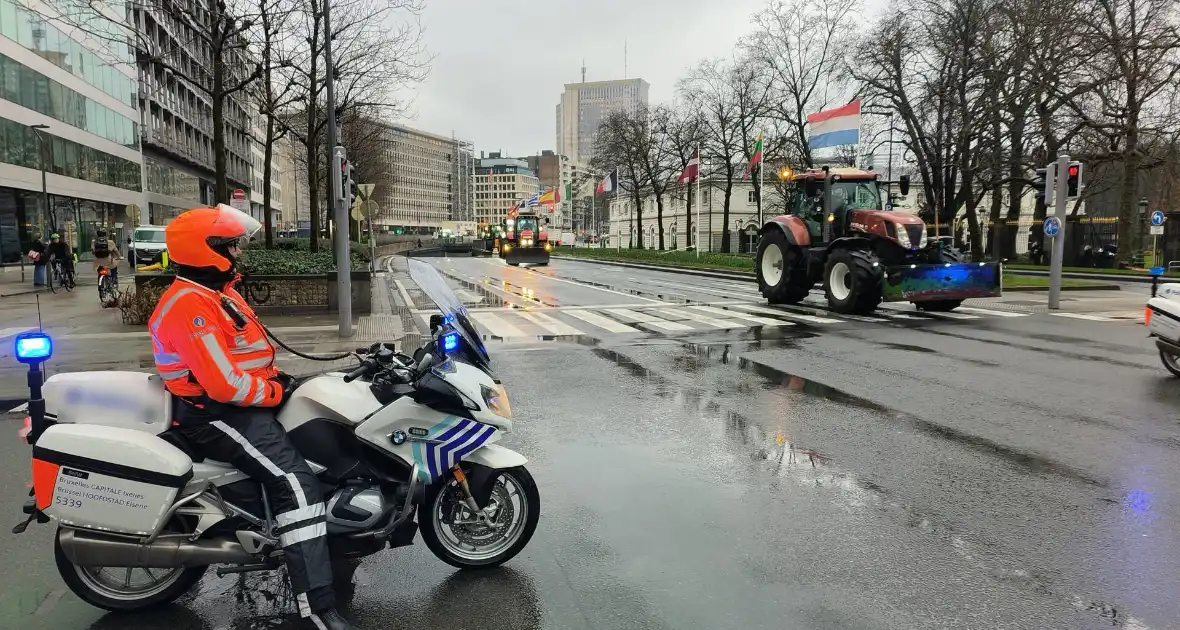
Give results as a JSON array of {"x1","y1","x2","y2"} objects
[
  {"x1": 748, "y1": 0, "x2": 859, "y2": 167},
  {"x1": 253, "y1": 0, "x2": 300, "y2": 247},
  {"x1": 1073, "y1": 0, "x2": 1180, "y2": 262},
  {"x1": 592, "y1": 110, "x2": 651, "y2": 248},
  {"x1": 277, "y1": 0, "x2": 428, "y2": 251},
  {"x1": 636, "y1": 105, "x2": 680, "y2": 249},
  {"x1": 680, "y1": 59, "x2": 744, "y2": 253},
  {"x1": 666, "y1": 106, "x2": 706, "y2": 248},
  {"x1": 48, "y1": 0, "x2": 263, "y2": 201}
]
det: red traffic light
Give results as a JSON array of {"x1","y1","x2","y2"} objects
[{"x1": 1068, "y1": 165, "x2": 1079, "y2": 177}]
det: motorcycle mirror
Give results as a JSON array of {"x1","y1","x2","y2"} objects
[{"x1": 899, "y1": 175, "x2": 911, "y2": 197}]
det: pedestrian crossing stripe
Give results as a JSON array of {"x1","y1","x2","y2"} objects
[
  {"x1": 688, "y1": 305, "x2": 793, "y2": 326},
  {"x1": 564, "y1": 309, "x2": 642, "y2": 333}
]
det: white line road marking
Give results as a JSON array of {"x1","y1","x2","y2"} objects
[
  {"x1": 517, "y1": 311, "x2": 584, "y2": 336},
  {"x1": 1050, "y1": 312, "x2": 1122, "y2": 322},
  {"x1": 656, "y1": 308, "x2": 745, "y2": 329},
  {"x1": 477, "y1": 258, "x2": 668, "y2": 304},
  {"x1": 875, "y1": 304, "x2": 980, "y2": 320},
  {"x1": 689, "y1": 305, "x2": 794, "y2": 326},
  {"x1": 604, "y1": 308, "x2": 694, "y2": 331},
  {"x1": 470, "y1": 312, "x2": 528, "y2": 338},
  {"x1": 564, "y1": 309, "x2": 642, "y2": 333},
  {"x1": 727, "y1": 303, "x2": 845, "y2": 324},
  {"x1": 956, "y1": 307, "x2": 1031, "y2": 318},
  {"x1": 658, "y1": 279, "x2": 762, "y2": 300}
]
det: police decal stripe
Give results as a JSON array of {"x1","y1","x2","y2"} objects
[{"x1": 409, "y1": 416, "x2": 496, "y2": 482}]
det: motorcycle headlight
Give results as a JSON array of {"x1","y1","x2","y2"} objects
[{"x1": 482, "y1": 383, "x2": 512, "y2": 419}]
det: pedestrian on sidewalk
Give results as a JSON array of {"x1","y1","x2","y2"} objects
[{"x1": 27, "y1": 237, "x2": 46, "y2": 287}]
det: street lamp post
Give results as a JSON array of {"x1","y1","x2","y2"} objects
[{"x1": 30, "y1": 124, "x2": 50, "y2": 235}]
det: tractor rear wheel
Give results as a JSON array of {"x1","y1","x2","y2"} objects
[
  {"x1": 823, "y1": 248, "x2": 883, "y2": 314},
  {"x1": 914, "y1": 245, "x2": 965, "y2": 312},
  {"x1": 756, "y1": 229, "x2": 811, "y2": 304}
]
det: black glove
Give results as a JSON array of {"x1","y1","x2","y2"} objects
[{"x1": 270, "y1": 371, "x2": 297, "y2": 404}]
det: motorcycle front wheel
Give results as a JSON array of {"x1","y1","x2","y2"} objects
[
  {"x1": 1160, "y1": 349, "x2": 1180, "y2": 378},
  {"x1": 53, "y1": 527, "x2": 207, "y2": 612},
  {"x1": 419, "y1": 465, "x2": 540, "y2": 570}
]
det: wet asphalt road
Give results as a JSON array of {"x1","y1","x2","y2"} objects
[{"x1": 0, "y1": 255, "x2": 1176, "y2": 629}]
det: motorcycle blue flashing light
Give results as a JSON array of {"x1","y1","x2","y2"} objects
[
  {"x1": 442, "y1": 331, "x2": 460, "y2": 353},
  {"x1": 15, "y1": 332, "x2": 52, "y2": 364}
]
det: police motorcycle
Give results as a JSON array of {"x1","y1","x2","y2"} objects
[
  {"x1": 12, "y1": 259, "x2": 539, "y2": 612},
  {"x1": 1146, "y1": 276, "x2": 1180, "y2": 377}
]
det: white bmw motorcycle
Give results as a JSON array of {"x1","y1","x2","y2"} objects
[{"x1": 13, "y1": 259, "x2": 539, "y2": 612}]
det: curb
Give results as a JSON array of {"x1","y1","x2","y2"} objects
[
  {"x1": 1006, "y1": 268, "x2": 1164, "y2": 284},
  {"x1": 1002, "y1": 284, "x2": 1122, "y2": 292}
]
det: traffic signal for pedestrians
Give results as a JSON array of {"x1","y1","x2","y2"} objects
[
  {"x1": 348, "y1": 164, "x2": 358, "y2": 209},
  {"x1": 331, "y1": 146, "x2": 348, "y2": 205},
  {"x1": 1066, "y1": 161, "x2": 1083, "y2": 198}
]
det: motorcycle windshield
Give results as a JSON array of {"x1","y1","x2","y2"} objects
[{"x1": 407, "y1": 259, "x2": 492, "y2": 370}]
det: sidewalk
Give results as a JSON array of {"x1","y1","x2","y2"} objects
[{"x1": 1, "y1": 262, "x2": 102, "y2": 298}]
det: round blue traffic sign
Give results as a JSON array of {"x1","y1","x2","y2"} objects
[
  {"x1": 1151, "y1": 210, "x2": 1165, "y2": 226},
  {"x1": 1044, "y1": 216, "x2": 1061, "y2": 237}
]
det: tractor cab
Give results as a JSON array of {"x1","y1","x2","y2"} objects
[{"x1": 784, "y1": 168, "x2": 910, "y2": 243}]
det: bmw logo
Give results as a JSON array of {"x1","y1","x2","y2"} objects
[{"x1": 390, "y1": 430, "x2": 406, "y2": 446}]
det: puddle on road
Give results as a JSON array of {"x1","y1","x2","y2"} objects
[{"x1": 591, "y1": 343, "x2": 1146, "y2": 628}]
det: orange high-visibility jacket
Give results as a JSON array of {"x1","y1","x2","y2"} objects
[{"x1": 149, "y1": 276, "x2": 283, "y2": 407}]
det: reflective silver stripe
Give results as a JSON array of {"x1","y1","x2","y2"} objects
[
  {"x1": 280, "y1": 522, "x2": 326, "y2": 547},
  {"x1": 158, "y1": 369, "x2": 191, "y2": 380},
  {"x1": 154, "y1": 351, "x2": 182, "y2": 364},
  {"x1": 231, "y1": 339, "x2": 269, "y2": 354},
  {"x1": 300, "y1": 594, "x2": 315, "y2": 619},
  {"x1": 210, "y1": 421, "x2": 286, "y2": 476},
  {"x1": 200, "y1": 333, "x2": 252, "y2": 402},
  {"x1": 236, "y1": 356, "x2": 273, "y2": 370},
  {"x1": 149, "y1": 287, "x2": 200, "y2": 334},
  {"x1": 276, "y1": 503, "x2": 326, "y2": 528},
  {"x1": 249, "y1": 384, "x2": 266, "y2": 405}
]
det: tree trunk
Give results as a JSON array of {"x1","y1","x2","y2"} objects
[
  {"x1": 261, "y1": 14, "x2": 274, "y2": 249},
  {"x1": 655, "y1": 192, "x2": 665, "y2": 250},
  {"x1": 1004, "y1": 112, "x2": 1025, "y2": 255},
  {"x1": 721, "y1": 169, "x2": 734, "y2": 253},
  {"x1": 1116, "y1": 142, "x2": 1139, "y2": 265},
  {"x1": 631, "y1": 186, "x2": 644, "y2": 249},
  {"x1": 685, "y1": 186, "x2": 693, "y2": 249},
  {"x1": 211, "y1": 57, "x2": 228, "y2": 204}
]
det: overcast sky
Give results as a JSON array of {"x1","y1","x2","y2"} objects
[{"x1": 398, "y1": 0, "x2": 768, "y2": 158}]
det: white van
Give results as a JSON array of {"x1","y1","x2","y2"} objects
[{"x1": 130, "y1": 226, "x2": 167, "y2": 265}]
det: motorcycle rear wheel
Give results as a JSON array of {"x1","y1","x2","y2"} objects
[
  {"x1": 54, "y1": 527, "x2": 207, "y2": 612},
  {"x1": 419, "y1": 465, "x2": 540, "y2": 570}
]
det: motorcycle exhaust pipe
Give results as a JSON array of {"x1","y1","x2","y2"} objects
[{"x1": 58, "y1": 528, "x2": 255, "y2": 568}]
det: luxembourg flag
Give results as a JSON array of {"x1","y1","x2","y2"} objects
[{"x1": 807, "y1": 100, "x2": 861, "y2": 150}]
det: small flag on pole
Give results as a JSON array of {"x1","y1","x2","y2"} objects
[
  {"x1": 807, "y1": 100, "x2": 861, "y2": 150},
  {"x1": 677, "y1": 149, "x2": 700, "y2": 184},
  {"x1": 744, "y1": 134, "x2": 763, "y2": 180},
  {"x1": 596, "y1": 169, "x2": 618, "y2": 194}
]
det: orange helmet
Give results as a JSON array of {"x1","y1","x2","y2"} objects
[{"x1": 165, "y1": 204, "x2": 262, "y2": 272}]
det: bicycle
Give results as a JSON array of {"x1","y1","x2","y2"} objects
[
  {"x1": 97, "y1": 265, "x2": 119, "y2": 306},
  {"x1": 48, "y1": 259, "x2": 76, "y2": 293}
]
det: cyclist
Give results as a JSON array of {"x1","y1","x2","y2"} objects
[
  {"x1": 91, "y1": 228, "x2": 121, "y2": 294},
  {"x1": 46, "y1": 233, "x2": 74, "y2": 287}
]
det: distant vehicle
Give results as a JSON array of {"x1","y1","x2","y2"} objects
[
  {"x1": 496, "y1": 213, "x2": 551, "y2": 266},
  {"x1": 755, "y1": 167, "x2": 1002, "y2": 314},
  {"x1": 130, "y1": 226, "x2": 167, "y2": 266}
]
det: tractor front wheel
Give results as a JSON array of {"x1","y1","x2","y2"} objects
[
  {"x1": 756, "y1": 229, "x2": 811, "y2": 304},
  {"x1": 823, "y1": 248, "x2": 883, "y2": 315}
]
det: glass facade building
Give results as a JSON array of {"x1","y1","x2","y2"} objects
[{"x1": 0, "y1": 0, "x2": 143, "y2": 262}]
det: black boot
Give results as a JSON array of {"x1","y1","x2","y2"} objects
[{"x1": 309, "y1": 608, "x2": 357, "y2": 630}]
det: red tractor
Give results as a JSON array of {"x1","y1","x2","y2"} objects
[{"x1": 755, "y1": 167, "x2": 1001, "y2": 315}]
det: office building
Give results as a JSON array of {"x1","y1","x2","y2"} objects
[
  {"x1": 473, "y1": 153, "x2": 539, "y2": 226},
  {"x1": 0, "y1": 0, "x2": 144, "y2": 261},
  {"x1": 128, "y1": 1, "x2": 253, "y2": 224},
  {"x1": 556, "y1": 78, "x2": 649, "y2": 164},
  {"x1": 372, "y1": 122, "x2": 473, "y2": 230}
]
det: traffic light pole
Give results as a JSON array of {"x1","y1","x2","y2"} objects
[
  {"x1": 324, "y1": 0, "x2": 352, "y2": 337},
  {"x1": 1048, "y1": 153, "x2": 1070, "y2": 309}
]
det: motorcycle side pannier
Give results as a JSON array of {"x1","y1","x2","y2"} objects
[{"x1": 32, "y1": 424, "x2": 193, "y2": 536}]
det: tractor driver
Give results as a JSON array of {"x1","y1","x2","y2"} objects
[{"x1": 830, "y1": 186, "x2": 852, "y2": 236}]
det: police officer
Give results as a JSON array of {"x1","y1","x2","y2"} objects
[{"x1": 148, "y1": 204, "x2": 354, "y2": 630}]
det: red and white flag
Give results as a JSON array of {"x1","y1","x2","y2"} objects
[
  {"x1": 677, "y1": 149, "x2": 700, "y2": 184},
  {"x1": 596, "y1": 168, "x2": 618, "y2": 194}
]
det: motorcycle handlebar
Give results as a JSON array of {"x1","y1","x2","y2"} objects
[{"x1": 342, "y1": 361, "x2": 373, "y2": 383}]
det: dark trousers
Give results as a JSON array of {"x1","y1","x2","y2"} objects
[{"x1": 176, "y1": 405, "x2": 335, "y2": 616}]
